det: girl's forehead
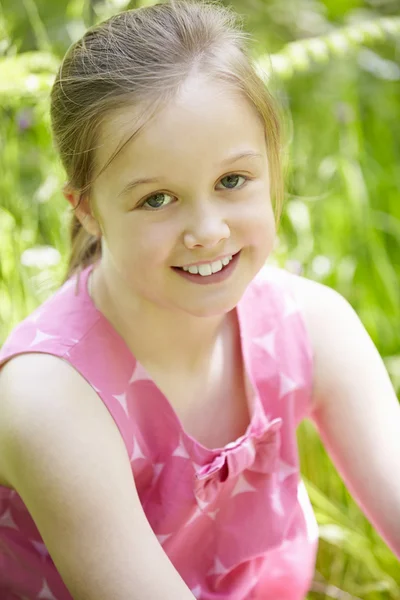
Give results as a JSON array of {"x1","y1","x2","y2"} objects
[{"x1": 96, "y1": 84, "x2": 265, "y2": 173}]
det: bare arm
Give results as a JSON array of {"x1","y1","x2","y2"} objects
[
  {"x1": 0, "y1": 354, "x2": 196, "y2": 600},
  {"x1": 294, "y1": 276, "x2": 400, "y2": 559}
]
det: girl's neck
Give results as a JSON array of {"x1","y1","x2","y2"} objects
[{"x1": 88, "y1": 263, "x2": 231, "y2": 375}]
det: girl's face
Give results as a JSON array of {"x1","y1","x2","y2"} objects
[{"x1": 91, "y1": 77, "x2": 276, "y2": 317}]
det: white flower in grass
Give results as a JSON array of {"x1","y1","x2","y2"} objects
[
  {"x1": 380, "y1": 18, "x2": 400, "y2": 36},
  {"x1": 360, "y1": 21, "x2": 385, "y2": 41},
  {"x1": 21, "y1": 246, "x2": 61, "y2": 269},
  {"x1": 269, "y1": 53, "x2": 293, "y2": 79},
  {"x1": 34, "y1": 174, "x2": 59, "y2": 204},
  {"x1": 311, "y1": 255, "x2": 332, "y2": 278},
  {"x1": 286, "y1": 42, "x2": 311, "y2": 72},
  {"x1": 305, "y1": 38, "x2": 329, "y2": 63},
  {"x1": 327, "y1": 32, "x2": 350, "y2": 56}
]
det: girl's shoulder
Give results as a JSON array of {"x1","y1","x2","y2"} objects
[
  {"x1": 287, "y1": 271, "x2": 359, "y2": 413},
  {"x1": 0, "y1": 352, "x2": 97, "y2": 489},
  {"x1": 288, "y1": 270, "x2": 346, "y2": 342}
]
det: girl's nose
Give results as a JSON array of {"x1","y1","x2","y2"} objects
[{"x1": 183, "y1": 205, "x2": 230, "y2": 249}]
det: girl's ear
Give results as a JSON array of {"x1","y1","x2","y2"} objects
[{"x1": 62, "y1": 184, "x2": 102, "y2": 238}]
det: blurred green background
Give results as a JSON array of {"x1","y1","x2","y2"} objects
[{"x1": 0, "y1": 0, "x2": 399, "y2": 597}]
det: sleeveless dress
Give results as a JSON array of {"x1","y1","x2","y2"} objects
[{"x1": 0, "y1": 262, "x2": 319, "y2": 600}]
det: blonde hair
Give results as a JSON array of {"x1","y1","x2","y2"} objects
[{"x1": 50, "y1": 0, "x2": 283, "y2": 282}]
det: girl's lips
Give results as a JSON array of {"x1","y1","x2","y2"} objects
[{"x1": 172, "y1": 250, "x2": 241, "y2": 285}]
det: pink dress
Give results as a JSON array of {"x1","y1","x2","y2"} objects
[{"x1": 0, "y1": 262, "x2": 319, "y2": 600}]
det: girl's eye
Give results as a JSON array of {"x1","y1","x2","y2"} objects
[
  {"x1": 218, "y1": 174, "x2": 248, "y2": 191},
  {"x1": 139, "y1": 174, "x2": 250, "y2": 211},
  {"x1": 141, "y1": 192, "x2": 174, "y2": 210}
]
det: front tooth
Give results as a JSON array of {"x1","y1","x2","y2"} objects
[
  {"x1": 198, "y1": 264, "x2": 212, "y2": 276},
  {"x1": 183, "y1": 256, "x2": 232, "y2": 275},
  {"x1": 210, "y1": 260, "x2": 223, "y2": 273}
]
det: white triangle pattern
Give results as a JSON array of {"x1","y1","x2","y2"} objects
[
  {"x1": 129, "y1": 362, "x2": 152, "y2": 385},
  {"x1": 130, "y1": 436, "x2": 147, "y2": 462},
  {"x1": 31, "y1": 541, "x2": 49, "y2": 558},
  {"x1": 230, "y1": 474, "x2": 258, "y2": 499},
  {"x1": 207, "y1": 556, "x2": 229, "y2": 577},
  {"x1": 37, "y1": 579, "x2": 58, "y2": 600},
  {"x1": 191, "y1": 584, "x2": 203, "y2": 598},
  {"x1": 207, "y1": 508, "x2": 220, "y2": 520},
  {"x1": 152, "y1": 463, "x2": 164, "y2": 485},
  {"x1": 279, "y1": 372, "x2": 301, "y2": 399},
  {"x1": 30, "y1": 330, "x2": 58, "y2": 347},
  {"x1": 195, "y1": 495, "x2": 211, "y2": 512},
  {"x1": 192, "y1": 461, "x2": 204, "y2": 472},
  {"x1": 0, "y1": 508, "x2": 18, "y2": 529},
  {"x1": 156, "y1": 533, "x2": 172, "y2": 545},
  {"x1": 172, "y1": 438, "x2": 190, "y2": 459},
  {"x1": 113, "y1": 392, "x2": 128, "y2": 416},
  {"x1": 277, "y1": 459, "x2": 298, "y2": 483},
  {"x1": 253, "y1": 330, "x2": 276, "y2": 358},
  {"x1": 91, "y1": 383, "x2": 101, "y2": 394}
]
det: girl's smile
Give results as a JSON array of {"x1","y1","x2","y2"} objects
[{"x1": 172, "y1": 249, "x2": 242, "y2": 285}]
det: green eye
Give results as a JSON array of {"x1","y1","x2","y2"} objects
[
  {"x1": 219, "y1": 174, "x2": 247, "y2": 189},
  {"x1": 139, "y1": 173, "x2": 250, "y2": 211},
  {"x1": 142, "y1": 192, "x2": 174, "y2": 210}
]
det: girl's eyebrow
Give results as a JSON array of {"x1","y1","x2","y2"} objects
[{"x1": 117, "y1": 150, "x2": 264, "y2": 198}]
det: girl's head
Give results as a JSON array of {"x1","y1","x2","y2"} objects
[{"x1": 51, "y1": 0, "x2": 283, "y2": 316}]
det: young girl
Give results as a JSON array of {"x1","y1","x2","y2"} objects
[{"x1": 0, "y1": 0, "x2": 399, "y2": 598}]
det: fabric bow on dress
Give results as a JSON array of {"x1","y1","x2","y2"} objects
[{"x1": 193, "y1": 417, "x2": 283, "y2": 506}]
